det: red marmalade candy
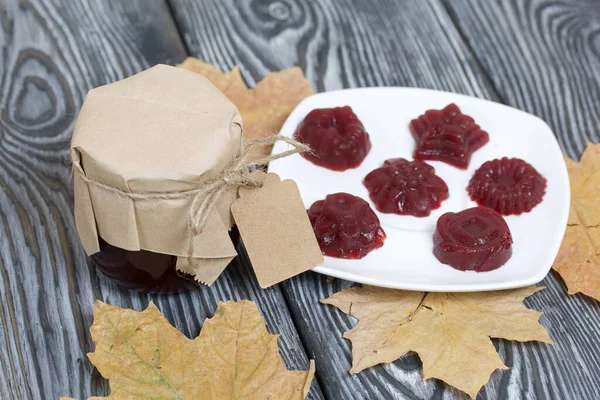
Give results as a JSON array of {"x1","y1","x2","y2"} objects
[
  {"x1": 363, "y1": 158, "x2": 449, "y2": 217},
  {"x1": 467, "y1": 157, "x2": 547, "y2": 215},
  {"x1": 410, "y1": 103, "x2": 489, "y2": 169},
  {"x1": 433, "y1": 207, "x2": 513, "y2": 272},
  {"x1": 294, "y1": 106, "x2": 371, "y2": 171},
  {"x1": 308, "y1": 193, "x2": 386, "y2": 259}
]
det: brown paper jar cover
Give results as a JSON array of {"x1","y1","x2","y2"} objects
[{"x1": 70, "y1": 64, "x2": 243, "y2": 292}]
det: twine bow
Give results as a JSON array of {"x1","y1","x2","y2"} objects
[{"x1": 72, "y1": 135, "x2": 310, "y2": 267}]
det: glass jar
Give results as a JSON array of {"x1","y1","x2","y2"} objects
[
  {"x1": 91, "y1": 228, "x2": 240, "y2": 293},
  {"x1": 71, "y1": 65, "x2": 243, "y2": 293},
  {"x1": 91, "y1": 237, "x2": 197, "y2": 293}
]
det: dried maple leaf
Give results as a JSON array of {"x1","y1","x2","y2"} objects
[
  {"x1": 321, "y1": 286, "x2": 552, "y2": 399},
  {"x1": 81, "y1": 300, "x2": 314, "y2": 399},
  {"x1": 177, "y1": 57, "x2": 314, "y2": 156},
  {"x1": 553, "y1": 143, "x2": 600, "y2": 300}
]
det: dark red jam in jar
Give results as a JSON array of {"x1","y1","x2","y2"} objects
[
  {"x1": 90, "y1": 229, "x2": 239, "y2": 293},
  {"x1": 363, "y1": 158, "x2": 449, "y2": 217},
  {"x1": 410, "y1": 103, "x2": 489, "y2": 169},
  {"x1": 307, "y1": 192, "x2": 386, "y2": 259},
  {"x1": 70, "y1": 65, "x2": 244, "y2": 294},
  {"x1": 433, "y1": 207, "x2": 513, "y2": 272},
  {"x1": 293, "y1": 106, "x2": 371, "y2": 171},
  {"x1": 91, "y1": 238, "x2": 198, "y2": 293}
]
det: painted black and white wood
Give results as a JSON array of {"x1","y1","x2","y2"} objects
[
  {"x1": 0, "y1": 1, "x2": 322, "y2": 399},
  {"x1": 443, "y1": 0, "x2": 600, "y2": 159},
  {"x1": 169, "y1": 0, "x2": 600, "y2": 399},
  {"x1": 1, "y1": 0, "x2": 599, "y2": 399}
]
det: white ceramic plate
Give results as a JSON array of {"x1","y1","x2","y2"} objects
[{"x1": 269, "y1": 88, "x2": 570, "y2": 292}]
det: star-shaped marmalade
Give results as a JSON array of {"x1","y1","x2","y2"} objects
[{"x1": 410, "y1": 103, "x2": 489, "y2": 169}]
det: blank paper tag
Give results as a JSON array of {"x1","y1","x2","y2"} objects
[{"x1": 231, "y1": 172, "x2": 324, "y2": 288}]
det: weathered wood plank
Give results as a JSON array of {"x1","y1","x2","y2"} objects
[
  {"x1": 0, "y1": 1, "x2": 322, "y2": 399},
  {"x1": 169, "y1": 0, "x2": 600, "y2": 399},
  {"x1": 442, "y1": 0, "x2": 600, "y2": 159}
]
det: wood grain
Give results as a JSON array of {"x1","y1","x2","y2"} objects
[
  {"x1": 169, "y1": 0, "x2": 600, "y2": 399},
  {"x1": 0, "y1": 1, "x2": 322, "y2": 399},
  {"x1": 2, "y1": 0, "x2": 600, "y2": 399},
  {"x1": 443, "y1": 0, "x2": 600, "y2": 159}
]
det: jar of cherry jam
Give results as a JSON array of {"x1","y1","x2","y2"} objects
[
  {"x1": 71, "y1": 65, "x2": 243, "y2": 293},
  {"x1": 91, "y1": 230, "x2": 240, "y2": 293},
  {"x1": 91, "y1": 238, "x2": 197, "y2": 293}
]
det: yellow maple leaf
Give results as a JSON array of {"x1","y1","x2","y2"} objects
[
  {"x1": 177, "y1": 57, "x2": 314, "y2": 156},
  {"x1": 553, "y1": 143, "x2": 600, "y2": 300},
  {"x1": 321, "y1": 286, "x2": 552, "y2": 399},
  {"x1": 80, "y1": 300, "x2": 314, "y2": 399}
]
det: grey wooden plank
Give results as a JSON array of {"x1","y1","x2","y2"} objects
[
  {"x1": 442, "y1": 0, "x2": 600, "y2": 159},
  {"x1": 168, "y1": 0, "x2": 600, "y2": 399},
  {"x1": 0, "y1": 0, "x2": 322, "y2": 399}
]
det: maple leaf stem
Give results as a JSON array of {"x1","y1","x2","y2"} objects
[
  {"x1": 381, "y1": 293, "x2": 428, "y2": 347},
  {"x1": 407, "y1": 293, "x2": 428, "y2": 322}
]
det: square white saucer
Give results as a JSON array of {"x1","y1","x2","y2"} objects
[{"x1": 269, "y1": 88, "x2": 570, "y2": 292}]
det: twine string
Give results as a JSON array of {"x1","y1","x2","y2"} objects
[{"x1": 72, "y1": 134, "x2": 310, "y2": 267}]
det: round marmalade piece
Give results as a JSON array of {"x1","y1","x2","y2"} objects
[
  {"x1": 410, "y1": 103, "x2": 489, "y2": 169},
  {"x1": 467, "y1": 157, "x2": 547, "y2": 215},
  {"x1": 307, "y1": 193, "x2": 385, "y2": 259},
  {"x1": 363, "y1": 158, "x2": 449, "y2": 217},
  {"x1": 433, "y1": 207, "x2": 513, "y2": 272},
  {"x1": 294, "y1": 106, "x2": 371, "y2": 171}
]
